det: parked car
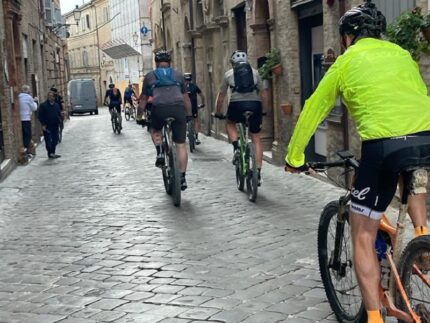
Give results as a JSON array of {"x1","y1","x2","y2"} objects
[{"x1": 68, "y1": 79, "x2": 98, "y2": 115}]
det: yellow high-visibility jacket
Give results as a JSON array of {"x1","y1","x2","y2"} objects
[{"x1": 286, "y1": 38, "x2": 430, "y2": 168}]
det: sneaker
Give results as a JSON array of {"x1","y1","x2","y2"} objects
[
  {"x1": 195, "y1": 138, "x2": 201, "y2": 145},
  {"x1": 48, "y1": 153, "x2": 56, "y2": 159},
  {"x1": 155, "y1": 153, "x2": 165, "y2": 168},
  {"x1": 53, "y1": 154, "x2": 61, "y2": 158},
  {"x1": 181, "y1": 176, "x2": 188, "y2": 191},
  {"x1": 232, "y1": 149, "x2": 240, "y2": 165}
]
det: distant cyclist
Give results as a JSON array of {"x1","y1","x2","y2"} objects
[
  {"x1": 184, "y1": 73, "x2": 205, "y2": 145},
  {"x1": 284, "y1": 2, "x2": 430, "y2": 322},
  {"x1": 137, "y1": 50, "x2": 192, "y2": 190},
  {"x1": 124, "y1": 84, "x2": 135, "y2": 108},
  {"x1": 104, "y1": 83, "x2": 122, "y2": 130},
  {"x1": 215, "y1": 50, "x2": 268, "y2": 186}
]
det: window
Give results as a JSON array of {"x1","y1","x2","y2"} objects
[
  {"x1": 86, "y1": 14, "x2": 91, "y2": 29},
  {"x1": 82, "y1": 50, "x2": 89, "y2": 66}
]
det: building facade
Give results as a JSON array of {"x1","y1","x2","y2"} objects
[
  {"x1": 0, "y1": 0, "x2": 69, "y2": 180},
  {"x1": 105, "y1": 0, "x2": 152, "y2": 94},
  {"x1": 64, "y1": 0, "x2": 113, "y2": 105},
  {"x1": 151, "y1": 0, "x2": 429, "y2": 166}
]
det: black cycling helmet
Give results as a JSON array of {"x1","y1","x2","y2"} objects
[
  {"x1": 109, "y1": 83, "x2": 115, "y2": 89},
  {"x1": 184, "y1": 73, "x2": 192, "y2": 81},
  {"x1": 154, "y1": 50, "x2": 171, "y2": 63},
  {"x1": 339, "y1": 0, "x2": 386, "y2": 38},
  {"x1": 50, "y1": 86, "x2": 58, "y2": 93}
]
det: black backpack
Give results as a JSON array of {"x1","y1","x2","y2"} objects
[{"x1": 232, "y1": 62, "x2": 256, "y2": 93}]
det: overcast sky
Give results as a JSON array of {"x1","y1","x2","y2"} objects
[{"x1": 60, "y1": 0, "x2": 91, "y2": 15}]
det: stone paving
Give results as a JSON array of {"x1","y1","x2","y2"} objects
[{"x1": 0, "y1": 107, "x2": 352, "y2": 322}]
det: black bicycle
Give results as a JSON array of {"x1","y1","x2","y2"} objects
[
  {"x1": 214, "y1": 111, "x2": 259, "y2": 202},
  {"x1": 124, "y1": 101, "x2": 136, "y2": 121},
  {"x1": 58, "y1": 114, "x2": 64, "y2": 143},
  {"x1": 161, "y1": 117, "x2": 181, "y2": 207},
  {"x1": 111, "y1": 107, "x2": 121, "y2": 134},
  {"x1": 187, "y1": 104, "x2": 205, "y2": 153}
]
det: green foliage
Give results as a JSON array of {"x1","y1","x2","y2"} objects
[
  {"x1": 385, "y1": 7, "x2": 430, "y2": 61},
  {"x1": 258, "y1": 48, "x2": 281, "y2": 80}
]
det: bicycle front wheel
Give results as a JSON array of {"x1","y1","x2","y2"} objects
[
  {"x1": 58, "y1": 123, "x2": 63, "y2": 143},
  {"x1": 318, "y1": 201, "x2": 366, "y2": 323},
  {"x1": 396, "y1": 235, "x2": 430, "y2": 323},
  {"x1": 246, "y1": 143, "x2": 258, "y2": 202},
  {"x1": 169, "y1": 147, "x2": 181, "y2": 207}
]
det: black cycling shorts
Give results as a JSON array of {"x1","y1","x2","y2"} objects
[
  {"x1": 351, "y1": 131, "x2": 430, "y2": 220},
  {"x1": 227, "y1": 101, "x2": 262, "y2": 134},
  {"x1": 109, "y1": 103, "x2": 121, "y2": 113},
  {"x1": 151, "y1": 105, "x2": 186, "y2": 144}
]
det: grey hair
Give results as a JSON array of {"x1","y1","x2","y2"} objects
[{"x1": 21, "y1": 84, "x2": 31, "y2": 93}]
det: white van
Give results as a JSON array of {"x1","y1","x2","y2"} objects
[{"x1": 68, "y1": 79, "x2": 98, "y2": 115}]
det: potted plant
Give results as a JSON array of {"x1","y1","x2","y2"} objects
[
  {"x1": 258, "y1": 48, "x2": 282, "y2": 80},
  {"x1": 385, "y1": 7, "x2": 430, "y2": 61}
]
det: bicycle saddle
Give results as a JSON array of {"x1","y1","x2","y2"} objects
[
  {"x1": 164, "y1": 117, "x2": 175, "y2": 124},
  {"x1": 242, "y1": 111, "x2": 254, "y2": 119}
]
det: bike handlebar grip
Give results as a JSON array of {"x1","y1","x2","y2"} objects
[{"x1": 308, "y1": 160, "x2": 346, "y2": 170}]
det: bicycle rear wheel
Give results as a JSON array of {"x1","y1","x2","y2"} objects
[
  {"x1": 235, "y1": 154, "x2": 245, "y2": 192},
  {"x1": 246, "y1": 143, "x2": 258, "y2": 202},
  {"x1": 169, "y1": 147, "x2": 181, "y2": 207},
  {"x1": 188, "y1": 123, "x2": 195, "y2": 153},
  {"x1": 111, "y1": 116, "x2": 116, "y2": 133},
  {"x1": 396, "y1": 235, "x2": 430, "y2": 323},
  {"x1": 58, "y1": 122, "x2": 63, "y2": 143},
  {"x1": 162, "y1": 146, "x2": 172, "y2": 195},
  {"x1": 130, "y1": 107, "x2": 136, "y2": 120},
  {"x1": 318, "y1": 201, "x2": 366, "y2": 323},
  {"x1": 124, "y1": 107, "x2": 130, "y2": 121}
]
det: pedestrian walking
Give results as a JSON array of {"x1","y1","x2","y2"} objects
[
  {"x1": 18, "y1": 85, "x2": 38, "y2": 159},
  {"x1": 38, "y1": 91, "x2": 62, "y2": 159}
]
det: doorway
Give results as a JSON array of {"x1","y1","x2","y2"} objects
[{"x1": 299, "y1": 9, "x2": 324, "y2": 162}]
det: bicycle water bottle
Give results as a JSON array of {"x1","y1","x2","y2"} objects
[{"x1": 375, "y1": 233, "x2": 390, "y2": 290}]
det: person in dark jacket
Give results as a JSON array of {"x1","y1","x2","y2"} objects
[{"x1": 38, "y1": 91, "x2": 62, "y2": 159}]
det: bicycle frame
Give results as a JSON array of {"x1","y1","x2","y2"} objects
[{"x1": 237, "y1": 116, "x2": 251, "y2": 177}]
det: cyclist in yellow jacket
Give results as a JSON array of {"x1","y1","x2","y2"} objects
[{"x1": 285, "y1": 2, "x2": 430, "y2": 322}]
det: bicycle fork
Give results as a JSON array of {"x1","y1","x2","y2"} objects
[{"x1": 331, "y1": 196, "x2": 349, "y2": 276}]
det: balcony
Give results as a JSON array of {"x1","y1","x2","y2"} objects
[{"x1": 291, "y1": 0, "x2": 318, "y2": 8}]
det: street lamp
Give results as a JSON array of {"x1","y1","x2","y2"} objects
[
  {"x1": 132, "y1": 31, "x2": 139, "y2": 46},
  {"x1": 72, "y1": 5, "x2": 82, "y2": 25}
]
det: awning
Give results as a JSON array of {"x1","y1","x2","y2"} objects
[{"x1": 100, "y1": 39, "x2": 140, "y2": 59}]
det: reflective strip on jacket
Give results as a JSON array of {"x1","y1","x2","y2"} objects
[{"x1": 285, "y1": 37, "x2": 430, "y2": 168}]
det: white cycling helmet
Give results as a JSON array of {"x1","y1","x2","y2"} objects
[{"x1": 230, "y1": 50, "x2": 248, "y2": 65}]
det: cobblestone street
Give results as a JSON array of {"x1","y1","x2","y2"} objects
[{"x1": 0, "y1": 108, "x2": 345, "y2": 323}]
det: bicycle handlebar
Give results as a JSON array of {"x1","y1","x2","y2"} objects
[{"x1": 308, "y1": 157, "x2": 359, "y2": 172}]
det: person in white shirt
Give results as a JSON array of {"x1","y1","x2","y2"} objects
[{"x1": 18, "y1": 85, "x2": 38, "y2": 157}]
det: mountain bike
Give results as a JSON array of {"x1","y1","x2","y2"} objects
[
  {"x1": 161, "y1": 117, "x2": 181, "y2": 207},
  {"x1": 124, "y1": 101, "x2": 136, "y2": 121},
  {"x1": 110, "y1": 106, "x2": 121, "y2": 134},
  {"x1": 310, "y1": 150, "x2": 430, "y2": 323},
  {"x1": 187, "y1": 104, "x2": 205, "y2": 153},
  {"x1": 214, "y1": 111, "x2": 259, "y2": 202}
]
